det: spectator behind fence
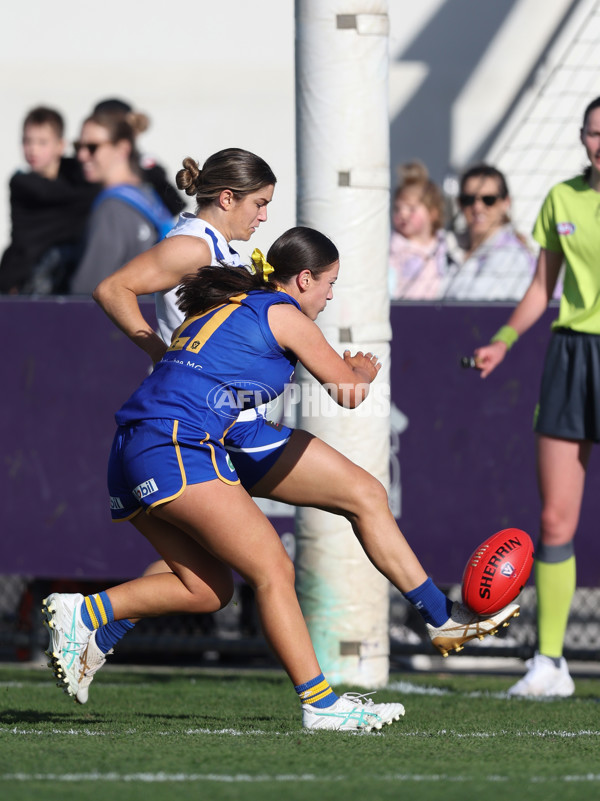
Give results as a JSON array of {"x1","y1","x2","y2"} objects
[
  {"x1": 443, "y1": 164, "x2": 536, "y2": 301},
  {"x1": 0, "y1": 106, "x2": 99, "y2": 295},
  {"x1": 92, "y1": 98, "x2": 185, "y2": 216},
  {"x1": 388, "y1": 161, "x2": 460, "y2": 300},
  {"x1": 69, "y1": 110, "x2": 174, "y2": 295}
]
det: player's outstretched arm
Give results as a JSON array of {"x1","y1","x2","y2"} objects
[
  {"x1": 474, "y1": 247, "x2": 563, "y2": 379},
  {"x1": 268, "y1": 304, "x2": 381, "y2": 408},
  {"x1": 92, "y1": 236, "x2": 212, "y2": 363}
]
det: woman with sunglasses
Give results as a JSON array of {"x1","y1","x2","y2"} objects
[
  {"x1": 91, "y1": 98, "x2": 185, "y2": 217},
  {"x1": 444, "y1": 164, "x2": 535, "y2": 300},
  {"x1": 69, "y1": 110, "x2": 173, "y2": 294},
  {"x1": 471, "y1": 97, "x2": 600, "y2": 698}
]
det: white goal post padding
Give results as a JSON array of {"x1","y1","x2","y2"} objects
[{"x1": 295, "y1": 0, "x2": 392, "y2": 687}]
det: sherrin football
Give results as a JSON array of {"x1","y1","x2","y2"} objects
[{"x1": 462, "y1": 528, "x2": 534, "y2": 615}]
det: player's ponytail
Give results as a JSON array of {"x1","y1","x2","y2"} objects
[
  {"x1": 176, "y1": 226, "x2": 339, "y2": 317},
  {"x1": 176, "y1": 264, "x2": 271, "y2": 316}
]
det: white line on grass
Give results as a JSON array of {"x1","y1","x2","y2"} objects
[
  {"x1": 0, "y1": 681, "x2": 156, "y2": 690},
  {"x1": 2, "y1": 772, "x2": 600, "y2": 784},
  {"x1": 2, "y1": 726, "x2": 600, "y2": 738},
  {"x1": 0, "y1": 727, "x2": 105, "y2": 736}
]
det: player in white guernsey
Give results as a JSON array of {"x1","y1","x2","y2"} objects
[{"x1": 157, "y1": 213, "x2": 243, "y2": 336}]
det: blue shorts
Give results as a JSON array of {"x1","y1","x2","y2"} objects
[
  {"x1": 108, "y1": 419, "x2": 240, "y2": 521},
  {"x1": 224, "y1": 413, "x2": 293, "y2": 489}
]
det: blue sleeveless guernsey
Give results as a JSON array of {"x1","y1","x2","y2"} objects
[
  {"x1": 116, "y1": 290, "x2": 299, "y2": 436},
  {"x1": 109, "y1": 290, "x2": 300, "y2": 519}
]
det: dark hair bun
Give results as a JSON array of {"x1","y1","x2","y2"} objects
[{"x1": 176, "y1": 157, "x2": 201, "y2": 196}]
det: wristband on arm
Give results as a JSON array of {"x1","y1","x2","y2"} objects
[{"x1": 490, "y1": 325, "x2": 519, "y2": 350}]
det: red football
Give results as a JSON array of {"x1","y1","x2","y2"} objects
[{"x1": 461, "y1": 528, "x2": 534, "y2": 615}]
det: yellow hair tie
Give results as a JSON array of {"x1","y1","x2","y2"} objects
[{"x1": 250, "y1": 248, "x2": 275, "y2": 283}]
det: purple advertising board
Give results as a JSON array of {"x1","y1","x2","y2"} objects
[{"x1": 2, "y1": 298, "x2": 599, "y2": 584}]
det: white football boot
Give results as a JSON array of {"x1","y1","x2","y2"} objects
[
  {"x1": 507, "y1": 652, "x2": 575, "y2": 697},
  {"x1": 42, "y1": 592, "x2": 92, "y2": 698},
  {"x1": 303, "y1": 692, "x2": 405, "y2": 731}
]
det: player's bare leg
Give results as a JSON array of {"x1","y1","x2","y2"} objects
[
  {"x1": 251, "y1": 430, "x2": 429, "y2": 592},
  {"x1": 149, "y1": 480, "x2": 322, "y2": 686},
  {"x1": 252, "y1": 430, "x2": 519, "y2": 656}
]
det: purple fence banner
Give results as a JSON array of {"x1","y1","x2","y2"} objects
[{"x1": 1, "y1": 298, "x2": 599, "y2": 585}]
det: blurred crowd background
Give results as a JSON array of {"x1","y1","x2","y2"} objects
[{"x1": 0, "y1": 0, "x2": 591, "y2": 299}]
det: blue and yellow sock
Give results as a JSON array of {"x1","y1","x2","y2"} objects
[
  {"x1": 95, "y1": 619, "x2": 135, "y2": 654},
  {"x1": 295, "y1": 673, "x2": 338, "y2": 708},
  {"x1": 80, "y1": 591, "x2": 115, "y2": 631},
  {"x1": 404, "y1": 577, "x2": 453, "y2": 627}
]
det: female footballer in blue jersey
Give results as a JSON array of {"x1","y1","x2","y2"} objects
[{"x1": 43, "y1": 226, "x2": 519, "y2": 730}]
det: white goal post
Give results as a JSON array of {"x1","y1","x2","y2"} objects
[{"x1": 294, "y1": 0, "x2": 392, "y2": 687}]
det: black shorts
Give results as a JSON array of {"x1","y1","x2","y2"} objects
[{"x1": 534, "y1": 328, "x2": 600, "y2": 443}]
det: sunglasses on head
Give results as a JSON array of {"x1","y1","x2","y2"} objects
[
  {"x1": 459, "y1": 193, "x2": 501, "y2": 207},
  {"x1": 73, "y1": 141, "x2": 107, "y2": 156}
]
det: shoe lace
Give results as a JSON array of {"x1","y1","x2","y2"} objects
[{"x1": 340, "y1": 691, "x2": 377, "y2": 708}]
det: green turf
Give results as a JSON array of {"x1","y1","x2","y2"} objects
[{"x1": 0, "y1": 664, "x2": 599, "y2": 801}]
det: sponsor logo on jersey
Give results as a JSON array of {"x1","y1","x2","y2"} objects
[
  {"x1": 500, "y1": 562, "x2": 515, "y2": 578},
  {"x1": 110, "y1": 496, "x2": 124, "y2": 510},
  {"x1": 556, "y1": 222, "x2": 575, "y2": 235},
  {"x1": 132, "y1": 478, "x2": 159, "y2": 500}
]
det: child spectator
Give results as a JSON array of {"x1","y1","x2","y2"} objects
[
  {"x1": 388, "y1": 161, "x2": 460, "y2": 300},
  {"x1": 0, "y1": 106, "x2": 99, "y2": 294}
]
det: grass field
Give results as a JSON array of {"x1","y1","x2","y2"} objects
[{"x1": 1, "y1": 664, "x2": 599, "y2": 801}]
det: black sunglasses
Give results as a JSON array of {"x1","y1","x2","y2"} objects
[
  {"x1": 73, "y1": 141, "x2": 107, "y2": 156},
  {"x1": 459, "y1": 193, "x2": 501, "y2": 207}
]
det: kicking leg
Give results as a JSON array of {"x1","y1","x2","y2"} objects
[
  {"x1": 251, "y1": 430, "x2": 428, "y2": 592},
  {"x1": 251, "y1": 430, "x2": 519, "y2": 655}
]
